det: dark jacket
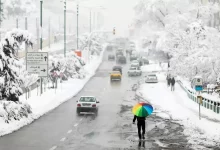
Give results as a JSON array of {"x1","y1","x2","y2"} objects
[
  {"x1": 133, "y1": 115, "x2": 146, "y2": 123},
  {"x1": 171, "y1": 78, "x2": 175, "y2": 85}
]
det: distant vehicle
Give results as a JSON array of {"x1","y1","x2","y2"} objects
[
  {"x1": 126, "y1": 49, "x2": 132, "y2": 55},
  {"x1": 142, "y1": 58, "x2": 149, "y2": 65},
  {"x1": 117, "y1": 48, "x2": 124, "y2": 53},
  {"x1": 131, "y1": 60, "x2": 139, "y2": 64},
  {"x1": 116, "y1": 51, "x2": 124, "y2": 57},
  {"x1": 76, "y1": 96, "x2": 99, "y2": 115},
  {"x1": 128, "y1": 67, "x2": 142, "y2": 76},
  {"x1": 113, "y1": 66, "x2": 122, "y2": 74},
  {"x1": 108, "y1": 54, "x2": 115, "y2": 61},
  {"x1": 130, "y1": 61, "x2": 140, "y2": 68},
  {"x1": 130, "y1": 55, "x2": 138, "y2": 61},
  {"x1": 110, "y1": 71, "x2": 122, "y2": 81},
  {"x1": 145, "y1": 74, "x2": 158, "y2": 83},
  {"x1": 106, "y1": 45, "x2": 113, "y2": 51},
  {"x1": 117, "y1": 55, "x2": 127, "y2": 64}
]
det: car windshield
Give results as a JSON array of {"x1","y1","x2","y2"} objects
[
  {"x1": 130, "y1": 67, "x2": 136, "y2": 70},
  {"x1": 147, "y1": 75, "x2": 157, "y2": 79},
  {"x1": 80, "y1": 97, "x2": 96, "y2": 102},
  {"x1": 112, "y1": 71, "x2": 120, "y2": 73}
]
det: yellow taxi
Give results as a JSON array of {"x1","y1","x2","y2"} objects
[{"x1": 110, "y1": 71, "x2": 122, "y2": 81}]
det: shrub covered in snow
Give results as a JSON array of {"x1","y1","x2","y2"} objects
[
  {"x1": 48, "y1": 52, "x2": 86, "y2": 79},
  {"x1": 79, "y1": 32, "x2": 105, "y2": 56},
  {"x1": 0, "y1": 100, "x2": 32, "y2": 123}
]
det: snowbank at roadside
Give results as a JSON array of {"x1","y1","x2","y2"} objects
[
  {"x1": 141, "y1": 63, "x2": 167, "y2": 72},
  {"x1": 0, "y1": 45, "x2": 105, "y2": 136}
]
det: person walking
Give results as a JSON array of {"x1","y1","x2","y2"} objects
[
  {"x1": 133, "y1": 115, "x2": 146, "y2": 140},
  {"x1": 171, "y1": 77, "x2": 175, "y2": 91},
  {"x1": 167, "y1": 75, "x2": 171, "y2": 87}
]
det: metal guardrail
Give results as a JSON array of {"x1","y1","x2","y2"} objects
[{"x1": 178, "y1": 81, "x2": 220, "y2": 114}]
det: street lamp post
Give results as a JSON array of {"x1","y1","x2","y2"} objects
[
  {"x1": 64, "y1": 0, "x2": 66, "y2": 57},
  {"x1": 77, "y1": 4, "x2": 79, "y2": 50},
  {"x1": 40, "y1": 0, "x2": 43, "y2": 51},
  {"x1": 40, "y1": 0, "x2": 43, "y2": 95},
  {"x1": 90, "y1": 9, "x2": 92, "y2": 33}
]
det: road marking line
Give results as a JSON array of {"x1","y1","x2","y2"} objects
[
  {"x1": 67, "y1": 130, "x2": 72, "y2": 134},
  {"x1": 60, "y1": 137, "x2": 66, "y2": 142},
  {"x1": 74, "y1": 123, "x2": 78, "y2": 127},
  {"x1": 49, "y1": 146, "x2": 57, "y2": 150}
]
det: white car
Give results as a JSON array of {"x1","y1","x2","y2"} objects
[
  {"x1": 76, "y1": 96, "x2": 100, "y2": 115},
  {"x1": 131, "y1": 60, "x2": 139, "y2": 64},
  {"x1": 145, "y1": 74, "x2": 158, "y2": 83},
  {"x1": 130, "y1": 62, "x2": 139, "y2": 68},
  {"x1": 128, "y1": 67, "x2": 142, "y2": 76}
]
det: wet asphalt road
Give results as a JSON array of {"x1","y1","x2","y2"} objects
[{"x1": 0, "y1": 50, "x2": 141, "y2": 150}]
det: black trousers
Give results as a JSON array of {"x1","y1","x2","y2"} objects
[{"x1": 137, "y1": 121, "x2": 145, "y2": 138}]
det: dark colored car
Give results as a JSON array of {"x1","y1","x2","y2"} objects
[
  {"x1": 143, "y1": 58, "x2": 149, "y2": 65},
  {"x1": 106, "y1": 45, "x2": 113, "y2": 51},
  {"x1": 116, "y1": 51, "x2": 124, "y2": 57},
  {"x1": 108, "y1": 54, "x2": 115, "y2": 60},
  {"x1": 117, "y1": 56, "x2": 127, "y2": 64},
  {"x1": 130, "y1": 55, "x2": 138, "y2": 61},
  {"x1": 112, "y1": 66, "x2": 122, "y2": 74}
]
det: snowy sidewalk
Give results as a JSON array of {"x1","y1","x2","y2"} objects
[
  {"x1": 138, "y1": 73, "x2": 220, "y2": 147},
  {"x1": 0, "y1": 47, "x2": 105, "y2": 136}
]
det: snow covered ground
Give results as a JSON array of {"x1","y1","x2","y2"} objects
[
  {"x1": 141, "y1": 63, "x2": 168, "y2": 73},
  {"x1": 138, "y1": 64, "x2": 220, "y2": 149},
  {"x1": 0, "y1": 46, "x2": 105, "y2": 136}
]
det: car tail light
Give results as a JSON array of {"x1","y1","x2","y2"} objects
[
  {"x1": 77, "y1": 104, "x2": 81, "y2": 107},
  {"x1": 92, "y1": 104, "x2": 96, "y2": 107}
]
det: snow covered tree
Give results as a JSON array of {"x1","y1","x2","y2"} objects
[
  {"x1": 0, "y1": 29, "x2": 33, "y2": 101},
  {"x1": 5, "y1": 0, "x2": 36, "y2": 18},
  {"x1": 133, "y1": 0, "x2": 220, "y2": 82},
  {"x1": 0, "y1": 1, "x2": 4, "y2": 23},
  {"x1": 79, "y1": 33, "x2": 104, "y2": 56}
]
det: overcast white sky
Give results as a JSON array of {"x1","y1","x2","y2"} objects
[
  {"x1": 78, "y1": 0, "x2": 138, "y2": 36},
  {"x1": 43, "y1": 0, "x2": 138, "y2": 36}
]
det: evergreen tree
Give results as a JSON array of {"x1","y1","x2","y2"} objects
[{"x1": 0, "y1": 29, "x2": 33, "y2": 101}]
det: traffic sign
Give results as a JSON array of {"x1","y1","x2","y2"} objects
[
  {"x1": 26, "y1": 52, "x2": 48, "y2": 77},
  {"x1": 195, "y1": 85, "x2": 203, "y2": 91}
]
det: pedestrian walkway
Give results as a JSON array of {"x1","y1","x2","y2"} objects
[{"x1": 139, "y1": 73, "x2": 220, "y2": 141}]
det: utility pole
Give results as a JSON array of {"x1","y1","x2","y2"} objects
[
  {"x1": 40, "y1": 0, "x2": 43, "y2": 51},
  {"x1": 90, "y1": 9, "x2": 92, "y2": 33},
  {"x1": 93, "y1": 12, "x2": 96, "y2": 31},
  {"x1": 48, "y1": 17, "x2": 51, "y2": 48},
  {"x1": 36, "y1": 17, "x2": 39, "y2": 50},
  {"x1": 25, "y1": 17, "x2": 28, "y2": 59},
  {"x1": 40, "y1": 0, "x2": 43, "y2": 95},
  {"x1": 64, "y1": 0, "x2": 66, "y2": 57},
  {"x1": 16, "y1": 18, "x2": 18, "y2": 28},
  {"x1": 77, "y1": 3, "x2": 79, "y2": 50},
  {"x1": 59, "y1": 16, "x2": 61, "y2": 33}
]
